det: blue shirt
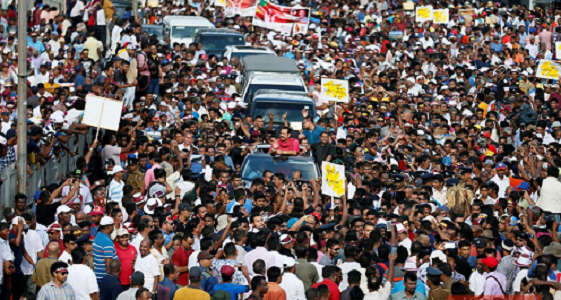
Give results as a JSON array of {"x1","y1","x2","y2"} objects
[
  {"x1": 200, "y1": 266, "x2": 218, "y2": 295},
  {"x1": 391, "y1": 278, "x2": 427, "y2": 296},
  {"x1": 213, "y1": 283, "x2": 249, "y2": 300},
  {"x1": 157, "y1": 277, "x2": 178, "y2": 300},
  {"x1": 161, "y1": 230, "x2": 174, "y2": 247},
  {"x1": 226, "y1": 198, "x2": 253, "y2": 214},
  {"x1": 93, "y1": 232, "x2": 119, "y2": 281},
  {"x1": 100, "y1": 274, "x2": 123, "y2": 300},
  {"x1": 303, "y1": 125, "x2": 326, "y2": 145}
]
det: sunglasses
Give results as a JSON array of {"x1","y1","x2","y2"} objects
[{"x1": 57, "y1": 272, "x2": 69, "y2": 276}]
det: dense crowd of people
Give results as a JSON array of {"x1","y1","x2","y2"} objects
[{"x1": 3, "y1": 0, "x2": 561, "y2": 300}]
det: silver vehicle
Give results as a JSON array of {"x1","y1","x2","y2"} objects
[{"x1": 163, "y1": 16, "x2": 214, "y2": 47}]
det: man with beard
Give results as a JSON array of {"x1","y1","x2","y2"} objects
[
  {"x1": 114, "y1": 228, "x2": 137, "y2": 290},
  {"x1": 134, "y1": 239, "x2": 161, "y2": 293}
]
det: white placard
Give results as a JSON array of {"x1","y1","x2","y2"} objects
[
  {"x1": 321, "y1": 162, "x2": 345, "y2": 197},
  {"x1": 82, "y1": 95, "x2": 123, "y2": 131},
  {"x1": 320, "y1": 79, "x2": 349, "y2": 103}
]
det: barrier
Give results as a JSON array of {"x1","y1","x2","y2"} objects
[{"x1": 0, "y1": 131, "x2": 92, "y2": 209}]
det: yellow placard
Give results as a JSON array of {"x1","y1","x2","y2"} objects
[
  {"x1": 321, "y1": 162, "x2": 345, "y2": 197},
  {"x1": 215, "y1": 0, "x2": 225, "y2": 7},
  {"x1": 537, "y1": 60, "x2": 561, "y2": 80},
  {"x1": 320, "y1": 79, "x2": 349, "y2": 103},
  {"x1": 416, "y1": 6, "x2": 433, "y2": 22},
  {"x1": 433, "y1": 9, "x2": 449, "y2": 24}
]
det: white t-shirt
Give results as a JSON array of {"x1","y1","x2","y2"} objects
[
  {"x1": 512, "y1": 268, "x2": 528, "y2": 293},
  {"x1": 70, "y1": 1, "x2": 85, "y2": 17},
  {"x1": 67, "y1": 264, "x2": 99, "y2": 300},
  {"x1": 59, "y1": 250, "x2": 73, "y2": 265},
  {"x1": 135, "y1": 254, "x2": 161, "y2": 291},
  {"x1": 21, "y1": 229, "x2": 44, "y2": 275}
]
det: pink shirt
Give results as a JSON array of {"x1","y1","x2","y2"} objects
[
  {"x1": 270, "y1": 138, "x2": 300, "y2": 154},
  {"x1": 144, "y1": 163, "x2": 160, "y2": 188}
]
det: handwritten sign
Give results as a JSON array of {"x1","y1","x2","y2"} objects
[
  {"x1": 537, "y1": 60, "x2": 561, "y2": 80},
  {"x1": 322, "y1": 162, "x2": 345, "y2": 197},
  {"x1": 416, "y1": 6, "x2": 433, "y2": 22},
  {"x1": 556, "y1": 42, "x2": 561, "y2": 60},
  {"x1": 433, "y1": 9, "x2": 449, "y2": 24},
  {"x1": 215, "y1": 0, "x2": 225, "y2": 7},
  {"x1": 320, "y1": 79, "x2": 349, "y2": 103}
]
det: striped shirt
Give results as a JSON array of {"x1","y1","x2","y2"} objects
[
  {"x1": 108, "y1": 179, "x2": 124, "y2": 204},
  {"x1": 93, "y1": 232, "x2": 118, "y2": 281},
  {"x1": 37, "y1": 280, "x2": 76, "y2": 300}
]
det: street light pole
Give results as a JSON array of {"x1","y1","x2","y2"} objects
[{"x1": 16, "y1": 0, "x2": 28, "y2": 195}]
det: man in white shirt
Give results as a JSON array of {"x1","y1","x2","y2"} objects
[
  {"x1": 338, "y1": 246, "x2": 362, "y2": 292},
  {"x1": 134, "y1": 239, "x2": 161, "y2": 292},
  {"x1": 243, "y1": 231, "x2": 276, "y2": 276},
  {"x1": 537, "y1": 167, "x2": 561, "y2": 214},
  {"x1": 59, "y1": 234, "x2": 78, "y2": 265},
  {"x1": 21, "y1": 212, "x2": 44, "y2": 294},
  {"x1": 490, "y1": 163, "x2": 510, "y2": 198},
  {"x1": 469, "y1": 257, "x2": 487, "y2": 295},
  {"x1": 279, "y1": 257, "x2": 305, "y2": 300},
  {"x1": 67, "y1": 247, "x2": 99, "y2": 300},
  {"x1": 396, "y1": 223, "x2": 412, "y2": 255}
]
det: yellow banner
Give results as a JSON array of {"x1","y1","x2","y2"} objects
[
  {"x1": 433, "y1": 9, "x2": 449, "y2": 24},
  {"x1": 537, "y1": 60, "x2": 561, "y2": 80},
  {"x1": 416, "y1": 6, "x2": 433, "y2": 22}
]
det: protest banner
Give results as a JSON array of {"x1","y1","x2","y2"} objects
[
  {"x1": 556, "y1": 42, "x2": 561, "y2": 59},
  {"x1": 416, "y1": 6, "x2": 433, "y2": 22},
  {"x1": 321, "y1": 162, "x2": 345, "y2": 199},
  {"x1": 536, "y1": 60, "x2": 561, "y2": 80},
  {"x1": 253, "y1": 0, "x2": 310, "y2": 34},
  {"x1": 224, "y1": 0, "x2": 257, "y2": 17},
  {"x1": 433, "y1": 9, "x2": 449, "y2": 24},
  {"x1": 82, "y1": 95, "x2": 123, "y2": 139},
  {"x1": 215, "y1": 0, "x2": 225, "y2": 7},
  {"x1": 320, "y1": 79, "x2": 349, "y2": 103}
]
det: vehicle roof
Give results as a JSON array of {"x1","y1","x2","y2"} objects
[
  {"x1": 249, "y1": 76, "x2": 304, "y2": 85},
  {"x1": 242, "y1": 56, "x2": 299, "y2": 73},
  {"x1": 196, "y1": 28, "x2": 242, "y2": 35},
  {"x1": 143, "y1": 24, "x2": 163, "y2": 28},
  {"x1": 227, "y1": 45, "x2": 274, "y2": 52},
  {"x1": 163, "y1": 16, "x2": 213, "y2": 26}
]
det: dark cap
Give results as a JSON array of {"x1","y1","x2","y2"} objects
[
  {"x1": 72, "y1": 169, "x2": 83, "y2": 178},
  {"x1": 130, "y1": 271, "x2": 145, "y2": 285},
  {"x1": 377, "y1": 208, "x2": 387, "y2": 217},
  {"x1": 178, "y1": 203, "x2": 192, "y2": 211},
  {"x1": 427, "y1": 267, "x2": 443, "y2": 276},
  {"x1": 190, "y1": 266, "x2": 203, "y2": 277},
  {"x1": 474, "y1": 238, "x2": 487, "y2": 248},
  {"x1": 197, "y1": 251, "x2": 214, "y2": 260}
]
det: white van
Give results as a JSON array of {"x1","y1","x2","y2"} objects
[{"x1": 163, "y1": 16, "x2": 214, "y2": 47}]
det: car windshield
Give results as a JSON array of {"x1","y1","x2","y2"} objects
[
  {"x1": 245, "y1": 84, "x2": 305, "y2": 103},
  {"x1": 144, "y1": 27, "x2": 163, "y2": 39},
  {"x1": 241, "y1": 156, "x2": 319, "y2": 181},
  {"x1": 171, "y1": 26, "x2": 199, "y2": 38},
  {"x1": 252, "y1": 101, "x2": 311, "y2": 123},
  {"x1": 200, "y1": 35, "x2": 244, "y2": 52}
]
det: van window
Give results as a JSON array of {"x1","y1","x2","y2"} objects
[
  {"x1": 200, "y1": 35, "x2": 244, "y2": 52},
  {"x1": 245, "y1": 84, "x2": 305, "y2": 103},
  {"x1": 171, "y1": 26, "x2": 199, "y2": 38}
]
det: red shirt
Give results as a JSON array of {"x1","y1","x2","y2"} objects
[
  {"x1": 172, "y1": 246, "x2": 193, "y2": 286},
  {"x1": 312, "y1": 279, "x2": 340, "y2": 300},
  {"x1": 115, "y1": 243, "x2": 138, "y2": 285},
  {"x1": 43, "y1": 239, "x2": 65, "y2": 258}
]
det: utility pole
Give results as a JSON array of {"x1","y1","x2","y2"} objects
[
  {"x1": 133, "y1": 0, "x2": 138, "y2": 20},
  {"x1": 16, "y1": 0, "x2": 27, "y2": 195}
]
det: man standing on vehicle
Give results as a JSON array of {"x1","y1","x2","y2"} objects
[{"x1": 269, "y1": 127, "x2": 300, "y2": 156}]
